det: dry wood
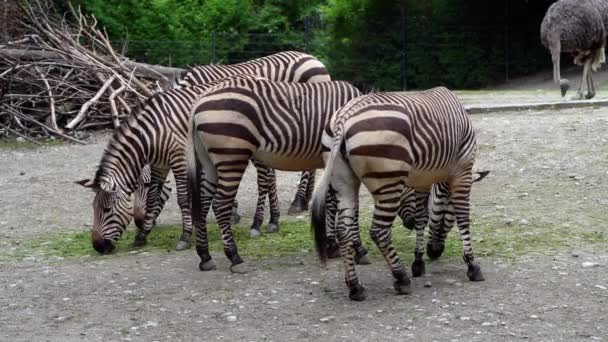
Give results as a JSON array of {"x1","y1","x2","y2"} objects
[{"x1": 0, "y1": 0, "x2": 186, "y2": 142}]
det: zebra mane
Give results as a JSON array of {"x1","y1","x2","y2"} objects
[{"x1": 93, "y1": 92, "x2": 165, "y2": 187}]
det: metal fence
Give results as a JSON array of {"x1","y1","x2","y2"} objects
[{"x1": 119, "y1": 24, "x2": 549, "y2": 91}]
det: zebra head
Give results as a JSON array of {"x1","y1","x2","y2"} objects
[{"x1": 76, "y1": 178, "x2": 132, "y2": 254}]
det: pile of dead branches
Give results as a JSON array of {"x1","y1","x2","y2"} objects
[{"x1": 0, "y1": 1, "x2": 184, "y2": 143}]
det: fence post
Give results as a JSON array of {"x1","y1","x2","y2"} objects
[
  {"x1": 504, "y1": 0, "x2": 510, "y2": 83},
  {"x1": 400, "y1": 6, "x2": 407, "y2": 91},
  {"x1": 304, "y1": 17, "x2": 311, "y2": 53},
  {"x1": 210, "y1": 31, "x2": 216, "y2": 64}
]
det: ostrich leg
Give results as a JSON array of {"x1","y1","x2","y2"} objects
[
  {"x1": 586, "y1": 67, "x2": 596, "y2": 99},
  {"x1": 574, "y1": 60, "x2": 591, "y2": 100}
]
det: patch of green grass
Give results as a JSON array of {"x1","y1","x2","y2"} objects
[
  {"x1": 7, "y1": 215, "x2": 608, "y2": 263},
  {"x1": 0, "y1": 138, "x2": 64, "y2": 150}
]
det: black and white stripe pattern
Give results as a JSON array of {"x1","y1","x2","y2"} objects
[
  {"x1": 78, "y1": 76, "x2": 280, "y2": 253},
  {"x1": 311, "y1": 87, "x2": 484, "y2": 300},
  {"x1": 179, "y1": 51, "x2": 330, "y2": 213},
  {"x1": 187, "y1": 78, "x2": 361, "y2": 273},
  {"x1": 129, "y1": 51, "x2": 332, "y2": 245}
]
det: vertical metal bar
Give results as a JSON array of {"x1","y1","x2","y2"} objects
[
  {"x1": 304, "y1": 16, "x2": 311, "y2": 53},
  {"x1": 210, "y1": 31, "x2": 216, "y2": 64},
  {"x1": 504, "y1": 0, "x2": 510, "y2": 83},
  {"x1": 400, "y1": 5, "x2": 407, "y2": 90}
]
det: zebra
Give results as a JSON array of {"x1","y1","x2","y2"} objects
[
  {"x1": 76, "y1": 75, "x2": 281, "y2": 254},
  {"x1": 398, "y1": 170, "x2": 489, "y2": 260},
  {"x1": 311, "y1": 87, "x2": 484, "y2": 301},
  {"x1": 119, "y1": 51, "x2": 333, "y2": 250},
  {"x1": 145, "y1": 51, "x2": 331, "y2": 217},
  {"x1": 186, "y1": 77, "x2": 362, "y2": 274}
]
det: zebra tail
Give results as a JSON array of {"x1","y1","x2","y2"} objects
[
  {"x1": 311, "y1": 137, "x2": 342, "y2": 264},
  {"x1": 186, "y1": 118, "x2": 203, "y2": 232}
]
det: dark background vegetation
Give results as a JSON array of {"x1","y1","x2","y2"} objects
[{"x1": 27, "y1": 0, "x2": 558, "y2": 90}]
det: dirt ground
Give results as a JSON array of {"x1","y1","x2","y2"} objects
[{"x1": 1, "y1": 92, "x2": 608, "y2": 341}]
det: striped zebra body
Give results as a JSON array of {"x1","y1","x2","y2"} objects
[
  {"x1": 311, "y1": 87, "x2": 484, "y2": 300},
  {"x1": 77, "y1": 75, "x2": 279, "y2": 253},
  {"x1": 187, "y1": 78, "x2": 362, "y2": 272},
  {"x1": 175, "y1": 51, "x2": 331, "y2": 214}
]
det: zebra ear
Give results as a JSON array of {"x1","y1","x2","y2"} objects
[{"x1": 75, "y1": 179, "x2": 99, "y2": 190}]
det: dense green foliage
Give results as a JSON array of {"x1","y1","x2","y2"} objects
[{"x1": 69, "y1": 0, "x2": 557, "y2": 90}]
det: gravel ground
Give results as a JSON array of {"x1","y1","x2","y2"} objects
[{"x1": 1, "y1": 93, "x2": 608, "y2": 341}]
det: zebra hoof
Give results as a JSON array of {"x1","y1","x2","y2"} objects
[
  {"x1": 402, "y1": 218, "x2": 416, "y2": 231},
  {"x1": 355, "y1": 254, "x2": 371, "y2": 265},
  {"x1": 199, "y1": 259, "x2": 217, "y2": 271},
  {"x1": 230, "y1": 212, "x2": 241, "y2": 225},
  {"x1": 266, "y1": 222, "x2": 279, "y2": 234},
  {"x1": 393, "y1": 278, "x2": 412, "y2": 295},
  {"x1": 426, "y1": 241, "x2": 445, "y2": 260},
  {"x1": 348, "y1": 284, "x2": 367, "y2": 301},
  {"x1": 287, "y1": 200, "x2": 308, "y2": 215},
  {"x1": 586, "y1": 91, "x2": 596, "y2": 100},
  {"x1": 411, "y1": 259, "x2": 426, "y2": 277},
  {"x1": 467, "y1": 263, "x2": 485, "y2": 282},
  {"x1": 175, "y1": 240, "x2": 191, "y2": 250},
  {"x1": 230, "y1": 262, "x2": 249, "y2": 274},
  {"x1": 327, "y1": 243, "x2": 340, "y2": 259},
  {"x1": 132, "y1": 235, "x2": 147, "y2": 247},
  {"x1": 249, "y1": 229, "x2": 261, "y2": 238}
]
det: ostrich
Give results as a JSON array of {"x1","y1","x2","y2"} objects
[{"x1": 541, "y1": 0, "x2": 607, "y2": 99}]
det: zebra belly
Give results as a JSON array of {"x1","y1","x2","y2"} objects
[
  {"x1": 252, "y1": 151, "x2": 324, "y2": 171},
  {"x1": 405, "y1": 169, "x2": 449, "y2": 189}
]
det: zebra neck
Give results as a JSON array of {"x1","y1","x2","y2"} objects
[{"x1": 95, "y1": 116, "x2": 149, "y2": 194}]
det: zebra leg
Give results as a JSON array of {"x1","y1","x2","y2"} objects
[
  {"x1": 451, "y1": 172, "x2": 485, "y2": 282},
  {"x1": 133, "y1": 167, "x2": 170, "y2": 247},
  {"x1": 363, "y1": 178, "x2": 411, "y2": 294},
  {"x1": 212, "y1": 162, "x2": 249, "y2": 274},
  {"x1": 427, "y1": 182, "x2": 453, "y2": 260},
  {"x1": 353, "y1": 202, "x2": 371, "y2": 265},
  {"x1": 305, "y1": 170, "x2": 316, "y2": 202},
  {"x1": 398, "y1": 187, "x2": 416, "y2": 230},
  {"x1": 325, "y1": 189, "x2": 340, "y2": 259},
  {"x1": 249, "y1": 161, "x2": 269, "y2": 237},
  {"x1": 411, "y1": 189, "x2": 431, "y2": 277},
  {"x1": 287, "y1": 171, "x2": 312, "y2": 214},
  {"x1": 231, "y1": 201, "x2": 241, "y2": 225},
  {"x1": 195, "y1": 187, "x2": 217, "y2": 271},
  {"x1": 171, "y1": 159, "x2": 195, "y2": 250},
  {"x1": 266, "y1": 167, "x2": 281, "y2": 234}
]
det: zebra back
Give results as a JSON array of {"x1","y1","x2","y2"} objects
[{"x1": 179, "y1": 51, "x2": 330, "y2": 87}]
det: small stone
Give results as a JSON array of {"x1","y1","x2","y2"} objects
[
  {"x1": 594, "y1": 285, "x2": 607, "y2": 290},
  {"x1": 481, "y1": 322, "x2": 492, "y2": 326},
  {"x1": 226, "y1": 315, "x2": 237, "y2": 322},
  {"x1": 424, "y1": 281, "x2": 432, "y2": 288},
  {"x1": 571, "y1": 252, "x2": 579, "y2": 258},
  {"x1": 504, "y1": 218, "x2": 514, "y2": 226},
  {"x1": 385, "y1": 325, "x2": 393, "y2": 330},
  {"x1": 19, "y1": 171, "x2": 26, "y2": 176},
  {"x1": 142, "y1": 321, "x2": 158, "y2": 328},
  {"x1": 519, "y1": 219, "x2": 529, "y2": 226},
  {"x1": 495, "y1": 205, "x2": 505, "y2": 210},
  {"x1": 460, "y1": 316, "x2": 471, "y2": 321},
  {"x1": 445, "y1": 279, "x2": 456, "y2": 285},
  {"x1": 530, "y1": 315, "x2": 538, "y2": 319},
  {"x1": 454, "y1": 282, "x2": 463, "y2": 287},
  {"x1": 16, "y1": 137, "x2": 25, "y2": 142},
  {"x1": 319, "y1": 316, "x2": 334, "y2": 322},
  {"x1": 582, "y1": 262, "x2": 600, "y2": 268}
]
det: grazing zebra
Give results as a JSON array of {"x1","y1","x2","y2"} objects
[
  {"x1": 187, "y1": 77, "x2": 362, "y2": 274},
  {"x1": 76, "y1": 75, "x2": 281, "y2": 254},
  {"x1": 153, "y1": 51, "x2": 331, "y2": 216},
  {"x1": 120, "y1": 51, "x2": 333, "y2": 249},
  {"x1": 311, "y1": 87, "x2": 484, "y2": 301}
]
